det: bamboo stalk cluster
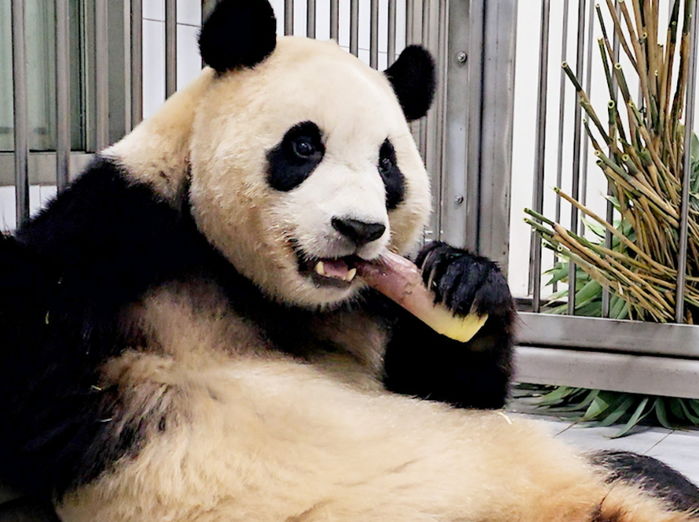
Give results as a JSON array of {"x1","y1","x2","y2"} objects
[{"x1": 526, "y1": 0, "x2": 699, "y2": 322}]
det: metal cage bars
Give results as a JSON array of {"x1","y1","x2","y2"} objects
[{"x1": 525, "y1": 0, "x2": 699, "y2": 325}]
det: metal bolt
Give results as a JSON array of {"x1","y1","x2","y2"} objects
[
  {"x1": 455, "y1": 195, "x2": 464, "y2": 205},
  {"x1": 456, "y1": 51, "x2": 467, "y2": 64}
]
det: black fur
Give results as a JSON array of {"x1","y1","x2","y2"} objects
[
  {"x1": 198, "y1": 0, "x2": 277, "y2": 73},
  {"x1": 0, "y1": 157, "x2": 211, "y2": 498},
  {"x1": 267, "y1": 121, "x2": 325, "y2": 191},
  {"x1": 381, "y1": 241, "x2": 515, "y2": 409},
  {"x1": 378, "y1": 139, "x2": 405, "y2": 210},
  {"x1": 591, "y1": 450, "x2": 699, "y2": 514},
  {"x1": 384, "y1": 45, "x2": 436, "y2": 121}
]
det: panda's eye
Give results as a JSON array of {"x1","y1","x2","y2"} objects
[{"x1": 293, "y1": 137, "x2": 316, "y2": 158}]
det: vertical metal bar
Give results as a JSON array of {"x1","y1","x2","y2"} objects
[
  {"x1": 370, "y1": 0, "x2": 379, "y2": 68},
  {"x1": 530, "y1": 0, "x2": 551, "y2": 313},
  {"x1": 602, "y1": 0, "x2": 620, "y2": 318},
  {"x1": 350, "y1": 0, "x2": 359, "y2": 56},
  {"x1": 131, "y1": 0, "x2": 143, "y2": 128},
  {"x1": 55, "y1": 0, "x2": 71, "y2": 191},
  {"x1": 675, "y1": 0, "x2": 699, "y2": 322},
  {"x1": 165, "y1": 0, "x2": 177, "y2": 97},
  {"x1": 476, "y1": 0, "x2": 518, "y2": 267},
  {"x1": 579, "y1": 0, "x2": 594, "y2": 208},
  {"x1": 284, "y1": 0, "x2": 294, "y2": 35},
  {"x1": 552, "y1": 0, "x2": 569, "y2": 294},
  {"x1": 307, "y1": 0, "x2": 316, "y2": 38},
  {"x1": 406, "y1": 0, "x2": 415, "y2": 45},
  {"x1": 94, "y1": 0, "x2": 109, "y2": 150},
  {"x1": 443, "y1": 0, "x2": 474, "y2": 248},
  {"x1": 387, "y1": 0, "x2": 397, "y2": 65},
  {"x1": 330, "y1": 0, "x2": 339, "y2": 41},
  {"x1": 11, "y1": 0, "x2": 29, "y2": 227},
  {"x1": 567, "y1": 0, "x2": 587, "y2": 316},
  {"x1": 464, "y1": 0, "x2": 484, "y2": 252}
]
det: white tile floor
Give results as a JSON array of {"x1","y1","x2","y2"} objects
[{"x1": 513, "y1": 413, "x2": 699, "y2": 484}]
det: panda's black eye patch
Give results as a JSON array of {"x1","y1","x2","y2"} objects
[
  {"x1": 267, "y1": 121, "x2": 325, "y2": 191},
  {"x1": 378, "y1": 139, "x2": 405, "y2": 210}
]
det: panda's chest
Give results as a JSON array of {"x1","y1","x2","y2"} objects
[{"x1": 127, "y1": 279, "x2": 273, "y2": 361}]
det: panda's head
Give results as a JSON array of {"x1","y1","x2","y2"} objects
[{"x1": 188, "y1": 0, "x2": 434, "y2": 308}]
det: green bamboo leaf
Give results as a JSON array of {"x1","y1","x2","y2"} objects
[
  {"x1": 677, "y1": 399, "x2": 699, "y2": 424},
  {"x1": 654, "y1": 398, "x2": 675, "y2": 430},
  {"x1": 611, "y1": 397, "x2": 651, "y2": 438},
  {"x1": 537, "y1": 386, "x2": 575, "y2": 406},
  {"x1": 596, "y1": 395, "x2": 637, "y2": 427},
  {"x1": 581, "y1": 391, "x2": 616, "y2": 421}
]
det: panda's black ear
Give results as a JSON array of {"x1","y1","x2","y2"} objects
[
  {"x1": 199, "y1": 0, "x2": 277, "y2": 73},
  {"x1": 384, "y1": 45, "x2": 436, "y2": 121}
]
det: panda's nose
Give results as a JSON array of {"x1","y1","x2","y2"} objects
[{"x1": 331, "y1": 217, "x2": 386, "y2": 246}]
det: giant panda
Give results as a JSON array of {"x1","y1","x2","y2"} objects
[{"x1": 0, "y1": 1, "x2": 697, "y2": 520}]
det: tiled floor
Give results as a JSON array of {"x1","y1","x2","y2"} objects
[{"x1": 512, "y1": 413, "x2": 699, "y2": 484}]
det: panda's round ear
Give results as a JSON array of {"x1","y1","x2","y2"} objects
[
  {"x1": 198, "y1": 0, "x2": 277, "y2": 73},
  {"x1": 384, "y1": 46, "x2": 436, "y2": 121}
]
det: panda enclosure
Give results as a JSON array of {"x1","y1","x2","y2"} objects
[{"x1": 1, "y1": 1, "x2": 698, "y2": 400}]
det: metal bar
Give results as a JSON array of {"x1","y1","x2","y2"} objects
[
  {"x1": 329, "y1": 0, "x2": 339, "y2": 41},
  {"x1": 165, "y1": 0, "x2": 177, "y2": 97},
  {"x1": 552, "y1": 0, "x2": 569, "y2": 294},
  {"x1": 11, "y1": 0, "x2": 29, "y2": 227},
  {"x1": 55, "y1": 0, "x2": 71, "y2": 191},
  {"x1": 387, "y1": 0, "x2": 397, "y2": 65},
  {"x1": 477, "y1": 0, "x2": 518, "y2": 268},
  {"x1": 566, "y1": 0, "x2": 587, "y2": 315},
  {"x1": 350, "y1": 0, "x2": 359, "y2": 56},
  {"x1": 0, "y1": 152, "x2": 93, "y2": 186},
  {"x1": 601, "y1": 0, "x2": 621, "y2": 318},
  {"x1": 464, "y1": 0, "x2": 484, "y2": 252},
  {"x1": 515, "y1": 346, "x2": 699, "y2": 399},
  {"x1": 529, "y1": 0, "x2": 550, "y2": 313},
  {"x1": 94, "y1": 0, "x2": 109, "y2": 150},
  {"x1": 130, "y1": 0, "x2": 143, "y2": 128},
  {"x1": 370, "y1": 0, "x2": 379, "y2": 68},
  {"x1": 406, "y1": 0, "x2": 415, "y2": 45},
  {"x1": 579, "y1": 0, "x2": 594, "y2": 208},
  {"x1": 307, "y1": 0, "x2": 316, "y2": 38},
  {"x1": 675, "y1": 0, "x2": 699, "y2": 322},
  {"x1": 517, "y1": 312, "x2": 699, "y2": 358},
  {"x1": 284, "y1": 0, "x2": 293, "y2": 35}
]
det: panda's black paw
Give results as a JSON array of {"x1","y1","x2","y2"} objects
[{"x1": 415, "y1": 241, "x2": 514, "y2": 318}]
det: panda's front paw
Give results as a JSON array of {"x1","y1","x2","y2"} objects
[{"x1": 415, "y1": 241, "x2": 514, "y2": 318}]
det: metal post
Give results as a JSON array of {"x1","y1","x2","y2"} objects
[
  {"x1": 579, "y1": 0, "x2": 594, "y2": 208},
  {"x1": 55, "y1": 0, "x2": 71, "y2": 191},
  {"x1": 552, "y1": 0, "x2": 570, "y2": 294},
  {"x1": 330, "y1": 0, "x2": 339, "y2": 41},
  {"x1": 530, "y1": 0, "x2": 550, "y2": 313},
  {"x1": 11, "y1": 0, "x2": 29, "y2": 227},
  {"x1": 370, "y1": 0, "x2": 379, "y2": 68},
  {"x1": 350, "y1": 0, "x2": 359, "y2": 56},
  {"x1": 602, "y1": 0, "x2": 620, "y2": 318},
  {"x1": 675, "y1": 0, "x2": 699, "y2": 322},
  {"x1": 284, "y1": 0, "x2": 294, "y2": 36},
  {"x1": 94, "y1": 0, "x2": 109, "y2": 150},
  {"x1": 567, "y1": 0, "x2": 587, "y2": 315},
  {"x1": 476, "y1": 0, "x2": 518, "y2": 268},
  {"x1": 307, "y1": 0, "x2": 316, "y2": 38},
  {"x1": 165, "y1": 0, "x2": 177, "y2": 97},
  {"x1": 442, "y1": 0, "x2": 470, "y2": 248},
  {"x1": 131, "y1": 0, "x2": 143, "y2": 128},
  {"x1": 387, "y1": 0, "x2": 397, "y2": 65}
]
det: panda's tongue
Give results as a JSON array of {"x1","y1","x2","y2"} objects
[{"x1": 318, "y1": 258, "x2": 351, "y2": 279}]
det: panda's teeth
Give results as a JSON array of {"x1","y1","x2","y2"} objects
[
  {"x1": 315, "y1": 261, "x2": 326, "y2": 276},
  {"x1": 345, "y1": 268, "x2": 357, "y2": 282}
]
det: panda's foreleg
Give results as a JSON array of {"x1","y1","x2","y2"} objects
[{"x1": 381, "y1": 240, "x2": 515, "y2": 409}]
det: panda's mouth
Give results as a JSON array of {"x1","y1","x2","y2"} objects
[{"x1": 293, "y1": 247, "x2": 363, "y2": 289}]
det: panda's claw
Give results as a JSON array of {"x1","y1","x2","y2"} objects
[{"x1": 415, "y1": 241, "x2": 513, "y2": 319}]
